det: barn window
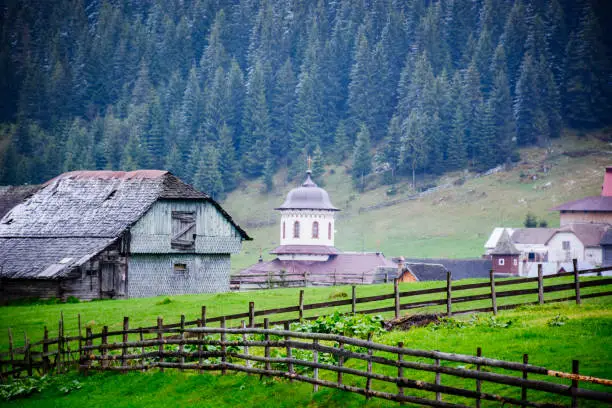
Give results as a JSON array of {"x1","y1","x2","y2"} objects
[
  {"x1": 282, "y1": 222, "x2": 286, "y2": 239},
  {"x1": 528, "y1": 252, "x2": 535, "y2": 261},
  {"x1": 312, "y1": 221, "x2": 319, "y2": 238},
  {"x1": 513, "y1": 259, "x2": 518, "y2": 266},
  {"x1": 328, "y1": 223, "x2": 332, "y2": 240},
  {"x1": 171, "y1": 211, "x2": 196, "y2": 250},
  {"x1": 174, "y1": 263, "x2": 188, "y2": 274},
  {"x1": 498, "y1": 258, "x2": 505, "y2": 266},
  {"x1": 562, "y1": 241, "x2": 571, "y2": 250},
  {"x1": 293, "y1": 221, "x2": 300, "y2": 238}
]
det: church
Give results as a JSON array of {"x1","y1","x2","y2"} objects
[{"x1": 235, "y1": 168, "x2": 398, "y2": 289}]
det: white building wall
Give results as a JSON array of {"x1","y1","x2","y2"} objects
[
  {"x1": 279, "y1": 210, "x2": 336, "y2": 247},
  {"x1": 585, "y1": 247, "x2": 602, "y2": 266},
  {"x1": 546, "y1": 232, "x2": 584, "y2": 263}
]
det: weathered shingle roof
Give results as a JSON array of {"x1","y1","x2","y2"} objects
[
  {"x1": 0, "y1": 170, "x2": 249, "y2": 239},
  {"x1": 510, "y1": 228, "x2": 557, "y2": 244},
  {"x1": 404, "y1": 263, "x2": 448, "y2": 281},
  {"x1": 0, "y1": 185, "x2": 40, "y2": 219},
  {"x1": 0, "y1": 170, "x2": 250, "y2": 280},
  {"x1": 551, "y1": 223, "x2": 610, "y2": 247},
  {"x1": 0, "y1": 237, "x2": 116, "y2": 279},
  {"x1": 601, "y1": 229, "x2": 612, "y2": 246},
  {"x1": 491, "y1": 229, "x2": 521, "y2": 255}
]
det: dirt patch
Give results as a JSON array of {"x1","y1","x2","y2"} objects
[
  {"x1": 384, "y1": 313, "x2": 442, "y2": 331},
  {"x1": 562, "y1": 150, "x2": 599, "y2": 158}
]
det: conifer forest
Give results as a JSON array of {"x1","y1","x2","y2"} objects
[{"x1": 1, "y1": 0, "x2": 611, "y2": 197}]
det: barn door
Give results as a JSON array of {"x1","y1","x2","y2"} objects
[
  {"x1": 171, "y1": 211, "x2": 196, "y2": 250},
  {"x1": 100, "y1": 263, "x2": 115, "y2": 296}
]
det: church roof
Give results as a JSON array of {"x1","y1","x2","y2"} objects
[
  {"x1": 491, "y1": 229, "x2": 521, "y2": 255},
  {"x1": 270, "y1": 245, "x2": 340, "y2": 255},
  {"x1": 276, "y1": 171, "x2": 339, "y2": 211}
]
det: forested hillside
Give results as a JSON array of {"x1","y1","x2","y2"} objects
[{"x1": 1, "y1": 0, "x2": 611, "y2": 197}]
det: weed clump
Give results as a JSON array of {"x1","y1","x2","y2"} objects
[{"x1": 156, "y1": 297, "x2": 173, "y2": 305}]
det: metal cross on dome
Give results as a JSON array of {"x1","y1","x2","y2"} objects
[{"x1": 307, "y1": 155, "x2": 312, "y2": 171}]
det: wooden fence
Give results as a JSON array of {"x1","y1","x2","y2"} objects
[
  {"x1": 3, "y1": 318, "x2": 612, "y2": 407},
  {"x1": 1, "y1": 261, "x2": 612, "y2": 406}
]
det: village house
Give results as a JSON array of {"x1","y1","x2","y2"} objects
[
  {"x1": 0, "y1": 170, "x2": 250, "y2": 302},
  {"x1": 485, "y1": 167, "x2": 612, "y2": 276},
  {"x1": 236, "y1": 168, "x2": 397, "y2": 288}
]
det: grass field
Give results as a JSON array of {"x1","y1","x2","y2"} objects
[
  {"x1": 223, "y1": 131, "x2": 611, "y2": 272},
  {"x1": 3, "y1": 297, "x2": 611, "y2": 407}
]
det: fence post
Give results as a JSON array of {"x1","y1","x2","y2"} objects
[
  {"x1": 489, "y1": 270, "x2": 497, "y2": 315},
  {"x1": 84, "y1": 327, "x2": 92, "y2": 376},
  {"x1": 263, "y1": 318, "x2": 270, "y2": 372},
  {"x1": 571, "y1": 360, "x2": 579, "y2": 408},
  {"x1": 435, "y1": 352, "x2": 441, "y2": 401},
  {"x1": 573, "y1": 259, "x2": 581, "y2": 305},
  {"x1": 446, "y1": 272, "x2": 452, "y2": 317},
  {"x1": 397, "y1": 342, "x2": 404, "y2": 405},
  {"x1": 249, "y1": 302, "x2": 255, "y2": 328},
  {"x1": 537, "y1": 265, "x2": 544, "y2": 305},
  {"x1": 241, "y1": 320, "x2": 250, "y2": 369},
  {"x1": 139, "y1": 328, "x2": 145, "y2": 372},
  {"x1": 299, "y1": 290, "x2": 304, "y2": 321},
  {"x1": 351, "y1": 286, "x2": 356, "y2": 315},
  {"x1": 337, "y1": 340, "x2": 344, "y2": 387},
  {"x1": 284, "y1": 322, "x2": 293, "y2": 381},
  {"x1": 57, "y1": 318, "x2": 63, "y2": 374},
  {"x1": 78, "y1": 314, "x2": 82, "y2": 367},
  {"x1": 8, "y1": 328, "x2": 14, "y2": 377},
  {"x1": 221, "y1": 317, "x2": 227, "y2": 375},
  {"x1": 313, "y1": 338, "x2": 319, "y2": 392},
  {"x1": 201, "y1": 306, "x2": 207, "y2": 327},
  {"x1": 394, "y1": 278, "x2": 400, "y2": 319},
  {"x1": 24, "y1": 332, "x2": 32, "y2": 377},
  {"x1": 101, "y1": 325, "x2": 108, "y2": 369},
  {"x1": 157, "y1": 317, "x2": 163, "y2": 372},
  {"x1": 59, "y1": 312, "x2": 64, "y2": 373},
  {"x1": 476, "y1": 347, "x2": 482, "y2": 408},
  {"x1": 122, "y1": 317, "x2": 129, "y2": 373},
  {"x1": 42, "y1": 326, "x2": 49, "y2": 375},
  {"x1": 198, "y1": 310, "x2": 204, "y2": 371},
  {"x1": 366, "y1": 333, "x2": 373, "y2": 400},
  {"x1": 179, "y1": 314, "x2": 185, "y2": 370},
  {"x1": 522, "y1": 354, "x2": 529, "y2": 402}
]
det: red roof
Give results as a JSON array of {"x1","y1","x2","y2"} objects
[
  {"x1": 269, "y1": 245, "x2": 340, "y2": 255},
  {"x1": 603, "y1": 167, "x2": 612, "y2": 197}
]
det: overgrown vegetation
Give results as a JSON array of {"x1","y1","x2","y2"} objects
[{"x1": 0, "y1": 376, "x2": 81, "y2": 402}]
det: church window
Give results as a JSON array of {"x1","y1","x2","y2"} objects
[
  {"x1": 293, "y1": 221, "x2": 300, "y2": 238},
  {"x1": 312, "y1": 221, "x2": 319, "y2": 238},
  {"x1": 328, "y1": 223, "x2": 332, "y2": 240},
  {"x1": 282, "y1": 222, "x2": 285, "y2": 239},
  {"x1": 498, "y1": 258, "x2": 505, "y2": 266}
]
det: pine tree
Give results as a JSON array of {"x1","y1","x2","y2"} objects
[
  {"x1": 383, "y1": 115, "x2": 401, "y2": 184},
  {"x1": 514, "y1": 53, "x2": 539, "y2": 146},
  {"x1": 400, "y1": 110, "x2": 428, "y2": 189},
  {"x1": 489, "y1": 46, "x2": 516, "y2": 163},
  {"x1": 194, "y1": 145, "x2": 224, "y2": 199},
  {"x1": 271, "y1": 58, "x2": 296, "y2": 159},
  {"x1": 217, "y1": 123, "x2": 240, "y2": 192},
  {"x1": 447, "y1": 106, "x2": 468, "y2": 170},
  {"x1": 241, "y1": 62, "x2": 271, "y2": 177},
  {"x1": 165, "y1": 143, "x2": 183, "y2": 177},
  {"x1": 262, "y1": 158, "x2": 274, "y2": 193},
  {"x1": 311, "y1": 144, "x2": 325, "y2": 187},
  {"x1": 333, "y1": 120, "x2": 351, "y2": 162},
  {"x1": 352, "y1": 124, "x2": 372, "y2": 192},
  {"x1": 226, "y1": 59, "x2": 246, "y2": 147},
  {"x1": 203, "y1": 67, "x2": 229, "y2": 142},
  {"x1": 501, "y1": 1, "x2": 528, "y2": 94}
]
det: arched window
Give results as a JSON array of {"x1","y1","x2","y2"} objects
[
  {"x1": 293, "y1": 221, "x2": 300, "y2": 238},
  {"x1": 282, "y1": 222, "x2": 286, "y2": 239},
  {"x1": 328, "y1": 223, "x2": 332, "y2": 240},
  {"x1": 312, "y1": 221, "x2": 319, "y2": 239}
]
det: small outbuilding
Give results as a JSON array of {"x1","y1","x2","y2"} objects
[{"x1": 0, "y1": 170, "x2": 250, "y2": 302}]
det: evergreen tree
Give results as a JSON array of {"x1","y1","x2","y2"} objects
[
  {"x1": 271, "y1": 58, "x2": 297, "y2": 159},
  {"x1": 400, "y1": 110, "x2": 428, "y2": 188},
  {"x1": 334, "y1": 120, "x2": 351, "y2": 162},
  {"x1": 262, "y1": 158, "x2": 274, "y2": 193},
  {"x1": 501, "y1": 1, "x2": 528, "y2": 94},
  {"x1": 311, "y1": 144, "x2": 325, "y2": 187},
  {"x1": 383, "y1": 115, "x2": 401, "y2": 184},
  {"x1": 217, "y1": 123, "x2": 240, "y2": 192},
  {"x1": 447, "y1": 106, "x2": 468, "y2": 170},
  {"x1": 352, "y1": 124, "x2": 372, "y2": 192},
  {"x1": 194, "y1": 145, "x2": 224, "y2": 199},
  {"x1": 514, "y1": 53, "x2": 540, "y2": 146},
  {"x1": 241, "y1": 62, "x2": 271, "y2": 177}
]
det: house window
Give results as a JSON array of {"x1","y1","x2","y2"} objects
[
  {"x1": 312, "y1": 221, "x2": 319, "y2": 238},
  {"x1": 513, "y1": 259, "x2": 518, "y2": 266},
  {"x1": 498, "y1": 258, "x2": 505, "y2": 266},
  {"x1": 282, "y1": 222, "x2": 285, "y2": 239},
  {"x1": 293, "y1": 221, "x2": 300, "y2": 238},
  {"x1": 171, "y1": 211, "x2": 196, "y2": 250},
  {"x1": 328, "y1": 223, "x2": 332, "y2": 240},
  {"x1": 528, "y1": 252, "x2": 535, "y2": 261},
  {"x1": 174, "y1": 263, "x2": 187, "y2": 274},
  {"x1": 562, "y1": 241, "x2": 571, "y2": 250}
]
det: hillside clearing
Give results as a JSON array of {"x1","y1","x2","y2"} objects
[{"x1": 224, "y1": 132, "x2": 612, "y2": 272}]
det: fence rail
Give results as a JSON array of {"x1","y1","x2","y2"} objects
[{"x1": 1, "y1": 260, "x2": 612, "y2": 406}]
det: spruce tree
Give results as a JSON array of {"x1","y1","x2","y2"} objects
[
  {"x1": 352, "y1": 124, "x2": 372, "y2": 192},
  {"x1": 447, "y1": 106, "x2": 468, "y2": 170},
  {"x1": 514, "y1": 53, "x2": 539, "y2": 146},
  {"x1": 262, "y1": 158, "x2": 274, "y2": 193},
  {"x1": 383, "y1": 115, "x2": 401, "y2": 184},
  {"x1": 400, "y1": 110, "x2": 428, "y2": 189},
  {"x1": 217, "y1": 123, "x2": 240, "y2": 192},
  {"x1": 311, "y1": 145, "x2": 325, "y2": 187},
  {"x1": 194, "y1": 145, "x2": 224, "y2": 199}
]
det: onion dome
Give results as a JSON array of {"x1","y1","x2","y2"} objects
[{"x1": 275, "y1": 170, "x2": 339, "y2": 211}]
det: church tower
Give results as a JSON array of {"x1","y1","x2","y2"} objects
[{"x1": 270, "y1": 167, "x2": 340, "y2": 261}]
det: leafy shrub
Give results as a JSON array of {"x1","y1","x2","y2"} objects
[
  {"x1": 156, "y1": 297, "x2": 172, "y2": 305},
  {"x1": 292, "y1": 311, "x2": 384, "y2": 339},
  {"x1": 547, "y1": 315, "x2": 569, "y2": 327},
  {"x1": 328, "y1": 290, "x2": 348, "y2": 300},
  {"x1": 0, "y1": 376, "x2": 81, "y2": 401},
  {"x1": 431, "y1": 315, "x2": 513, "y2": 331},
  {"x1": 66, "y1": 296, "x2": 80, "y2": 304}
]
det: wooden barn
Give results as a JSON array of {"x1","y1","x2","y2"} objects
[{"x1": 0, "y1": 170, "x2": 250, "y2": 302}]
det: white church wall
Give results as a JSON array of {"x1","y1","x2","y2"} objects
[{"x1": 279, "y1": 210, "x2": 336, "y2": 247}]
